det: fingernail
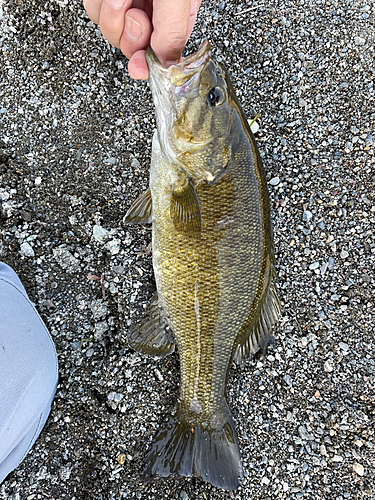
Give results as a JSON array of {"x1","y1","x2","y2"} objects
[{"x1": 125, "y1": 17, "x2": 144, "y2": 40}]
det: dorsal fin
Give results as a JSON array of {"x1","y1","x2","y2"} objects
[{"x1": 233, "y1": 264, "x2": 280, "y2": 364}]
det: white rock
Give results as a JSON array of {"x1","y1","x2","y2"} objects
[
  {"x1": 93, "y1": 225, "x2": 110, "y2": 243},
  {"x1": 354, "y1": 36, "x2": 365, "y2": 46},
  {"x1": 0, "y1": 190, "x2": 10, "y2": 201},
  {"x1": 250, "y1": 120, "x2": 260, "y2": 133},
  {"x1": 324, "y1": 360, "x2": 334, "y2": 372},
  {"x1": 20, "y1": 242, "x2": 35, "y2": 257},
  {"x1": 303, "y1": 210, "x2": 313, "y2": 221},
  {"x1": 53, "y1": 245, "x2": 79, "y2": 272},
  {"x1": 353, "y1": 463, "x2": 364, "y2": 476},
  {"x1": 105, "y1": 239, "x2": 121, "y2": 255},
  {"x1": 269, "y1": 177, "x2": 280, "y2": 186},
  {"x1": 131, "y1": 156, "x2": 140, "y2": 168}
]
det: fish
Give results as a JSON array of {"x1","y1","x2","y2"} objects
[{"x1": 124, "y1": 40, "x2": 280, "y2": 490}]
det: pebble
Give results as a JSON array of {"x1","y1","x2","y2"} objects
[
  {"x1": 105, "y1": 239, "x2": 121, "y2": 255},
  {"x1": 339, "y1": 342, "x2": 349, "y2": 351},
  {"x1": 108, "y1": 392, "x2": 123, "y2": 403},
  {"x1": 53, "y1": 245, "x2": 80, "y2": 272},
  {"x1": 90, "y1": 300, "x2": 108, "y2": 320},
  {"x1": 104, "y1": 157, "x2": 116, "y2": 165},
  {"x1": 327, "y1": 257, "x2": 335, "y2": 270},
  {"x1": 354, "y1": 36, "x2": 366, "y2": 45},
  {"x1": 320, "y1": 262, "x2": 328, "y2": 275},
  {"x1": 298, "y1": 426, "x2": 310, "y2": 441},
  {"x1": 353, "y1": 463, "x2": 364, "y2": 476},
  {"x1": 365, "y1": 134, "x2": 374, "y2": 145},
  {"x1": 20, "y1": 242, "x2": 35, "y2": 257},
  {"x1": 95, "y1": 320, "x2": 109, "y2": 339},
  {"x1": 340, "y1": 250, "x2": 349, "y2": 259},
  {"x1": 131, "y1": 156, "x2": 140, "y2": 168},
  {"x1": 324, "y1": 360, "x2": 334, "y2": 372},
  {"x1": 0, "y1": 190, "x2": 10, "y2": 201},
  {"x1": 303, "y1": 210, "x2": 313, "y2": 221},
  {"x1": 93, "y1": 225, "x2": 110, "y2": 242},
  {"x1": 250, "y1": 120, "x2": 260, "y2": 133},
  {"x1": 269, "y1": 176, "x2": 280, "y2": 186},
  {"x1": 284, "y1": 374, "x2": 293, "y2": 386}
]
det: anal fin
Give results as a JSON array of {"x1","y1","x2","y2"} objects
[
  {"x1": 124, "y1": 188, "x2": 152, "y2": 224},
  {"x1": 127, "y1": 294, "x2": 175, "y2": 358}
]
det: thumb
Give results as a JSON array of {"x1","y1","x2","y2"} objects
[{"x1": 151, "y1": 0, "x2": 191, "y2": 66}]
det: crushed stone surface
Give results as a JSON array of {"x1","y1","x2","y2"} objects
[{"x1": 0, "y1": 0, "x2": 374, "y2": 499}]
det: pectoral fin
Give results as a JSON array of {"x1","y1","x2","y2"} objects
[
  {"x1": 170, "y1": 178, "x2": 202, "y2": 235},
  {"x1": 124, "y1": 188, "x2": 152, "y2": 224},
  {"x1": 127, "y1": 294, "x2": 175, "y2": 358}
]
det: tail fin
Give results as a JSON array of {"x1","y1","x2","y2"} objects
[{"x1": 141, "y1": 407, "x2": 242, "y2": 490}]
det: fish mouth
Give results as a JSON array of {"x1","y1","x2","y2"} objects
[{"x1": 146, "y1": 41, "x2": 212, "y2": 88}]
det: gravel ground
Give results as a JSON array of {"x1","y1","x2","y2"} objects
[{"x1": 1, "y1": 0, "x2": 374, "y2": 498}]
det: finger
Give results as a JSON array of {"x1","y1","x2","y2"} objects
[
  {"x1": 128, "y1": 50, "x2": 149, "y2": 79},
  {"x1": 83, "y1": 0, "x2": 102, "y2": 24},
  {"x1": 131, "y1": 0, "x2": 153, "y2": 19},
  {"x1": 120, "y1": 8, "x2": 152, "y2": 60},
  {"x1": 151, "y1": 0, "x2": 191, "y2": 66},
  {"x1": 186, "y1": 0, "x2": 202, "y2": 40},
  {"x1": 98, "y1": 0, "x2": 131, "y2": 48}
]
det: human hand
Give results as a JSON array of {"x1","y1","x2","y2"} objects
[{"x1": 83, "y1": 0, "x2": 202, "y2": 80}]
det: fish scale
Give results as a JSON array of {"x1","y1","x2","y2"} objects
[{"x1": 124, "y1": 40, "x2": 280, "y2": 490}]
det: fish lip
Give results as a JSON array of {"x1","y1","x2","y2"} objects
[{"x1": 146, "y1": 40, "x2": 212, "y2": 84}]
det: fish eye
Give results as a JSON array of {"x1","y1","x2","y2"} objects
[{"x1": 207, "y1": 87, "x2": 225, "y2": 107}]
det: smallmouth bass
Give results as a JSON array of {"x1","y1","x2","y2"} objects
[{"x1": 125, "y1": 41, "x2": 280, "y2": 490}]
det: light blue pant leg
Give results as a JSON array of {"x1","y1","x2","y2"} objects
[{"x1": 0, "y1": 262, "x2": 58, "y2": 484}]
